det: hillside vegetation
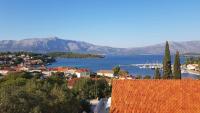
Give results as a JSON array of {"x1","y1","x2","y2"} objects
[{"x1": 47, "y1": 52, "x2": 105, "y2": 58}]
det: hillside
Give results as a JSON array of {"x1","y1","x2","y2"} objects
[{"x1": 0, "y1": 37, "x2": 200, "y2": 55}]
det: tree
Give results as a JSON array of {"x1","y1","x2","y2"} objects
[
  {"x1": 79, "y1": 99, "x2": 91, "y2": 113},
  {"x1": 0, "y1": 73, "x2": 80, "y2": 113},
  {"x1": 72, "y1": 78, "x2": 111, "y2": 99},
  {"x1": 112, "y1": 66, "x2": 120, "y2": 76},
  {"x1": 118, "y1": 70, "x2": 129, "y2": 77},
  {"x1": 143, "y1": 75, "x2": 151, "y2": 79},
  {"x1": 154, "y1": 68, "x2": 161, "y2": 79},
  {"x1": 162, "y1": 41, "x2": 172, "y2": 79},
  {"x1": 198, "y1": 61, "x2": 200, "y2": 72},
  {"x1": 135, "y1": 75, "x2": 142, "y2": 79},
  {"x1": 173, "y1": 51, "x2": 181, "y2": 79}
]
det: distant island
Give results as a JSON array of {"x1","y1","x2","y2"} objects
[{"x1": 47, "y1": 52, "x2": 105, "y2": 58}]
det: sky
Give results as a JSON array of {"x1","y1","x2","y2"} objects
[{"x1": 0, "y1": 0, "x2": 200, "y2": 48}]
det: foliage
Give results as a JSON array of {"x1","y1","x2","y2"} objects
[
  {"x1": 112, "y1": 66, "x2": 120, "y2": 76},
  {"x1": 0, "y1": 72, "x2": 82, "y2": 113},
  {"x1": 0, "y1": 52, "x2": 55, "y2": 67},
  {"x1": 47, "y1": 52, "x2": 104, "y2": 58},
  {"x1": 173, "y1": 51, "x2": 181, "y2": 79},
  {"x1": 198, "y1": 61, "x2": 200, "y2": 70},
  {"x1": 118, "y1": 70, "x2": 129, "y2": 77},
  {"x1": 79, "y1": 99, "x2": 91, "y2": 113},
  {"x1": 72, "y1": 78, "x2": 111, "y2": 100},
  {"x1": 162, "y1": 41, "x2": 172, "y2": 79},
  {"x1": 135, "y1": 75, "x2": 142, "y2": 79},
  {"x1": 143, "y1": 75, "x2": 151, "y2": 79},
  {"x1": 154, "y1": 68, "x2": 161, "y2": 79},
  {"x1": 185, "y1": 57, "x2": 200, "y2": 65}
]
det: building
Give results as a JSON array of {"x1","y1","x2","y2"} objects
[
  {"x1": 16, "y1": 66, "x2": 30, "y2": 71},
  {"x1": 0, "y1": 70, "x2": 9, "y2": 75},
  {"x1": 97, "y1": 70, "x2": 114, "y2": 78},
  {"x1": 75, "y1": 69, "x2": 90, "y2": 78},
  {"x1": 187, "y1": 64, "x2": 198, "y2": 70},
  {"x1": 110, "y1": 79, "x2": 200, "y2": 113},
  {"x1": 42, "y1": 71, "x2": 53, "y2": 77}
]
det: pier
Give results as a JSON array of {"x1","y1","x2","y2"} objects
[{"x1": 131, "y1": 63, "x2": 163, "y2": 69}]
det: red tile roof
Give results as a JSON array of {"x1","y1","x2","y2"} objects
[
  {"x1": 110, "y1": 79, "x2": 200, "y2": 113},
  {"x1": 75, "y1": 68, "x2": 90, "y2": 73}
]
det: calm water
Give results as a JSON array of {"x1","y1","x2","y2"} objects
[{"x1": 49, "y1": 55, "x2": 198, "y2": 78}]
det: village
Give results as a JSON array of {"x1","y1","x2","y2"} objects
[
  {"x1": 0, "y1": 46, "x2": 200, "y2": 113},
  {"x1": 0, "y1": 52, "x2": 200, "y2": 80}
]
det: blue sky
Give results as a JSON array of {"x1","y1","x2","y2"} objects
[{"x1": 0, "y1": 0, "x2": 200, "y2": 48}]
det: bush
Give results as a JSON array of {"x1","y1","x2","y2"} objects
[
  {"x1": 72, "y1": 78, "x2": 111, "y2": 100},
  {"x1": 79, "y1": 99, "x2": 91, "y2": 113},
  {"x1": 0, "y1": 73, "x2": 81, "y2": 113}
]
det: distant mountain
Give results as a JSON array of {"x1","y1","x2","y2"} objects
[
  {"x1": 124, "y1": 41, "x2": 200, "y2": 55},
  {"x1": 0, "y1": 37, "x2": 199, "y2": 55},
  {"x1": 0, "y1": 37, "x2": 124, "y2": 55}
]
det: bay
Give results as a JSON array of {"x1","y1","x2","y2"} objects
[{"x1": 48, "y1": 55, "x2": 198, "y2": 78}]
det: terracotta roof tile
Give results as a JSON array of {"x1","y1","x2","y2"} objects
[{"x1": 110, "y1": 79, "x2": 200, "y2": 113}]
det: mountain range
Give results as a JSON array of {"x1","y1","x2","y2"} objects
[{"x1": 0, "y1": 37, "x2": 199, "y2": 55}]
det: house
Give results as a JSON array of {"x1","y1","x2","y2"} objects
[
  {"x1": 0, "y1": 70, "x2": 9, "y2": 75},
  {"x1": 187, "y1": 64, "x2": 198, "y2": 70},
  {"x1": 75, "y1": 69, "x2": 90, "y2": 78},
  {"x1": 97, "y1": 70, "x2": 114, "y2": 78},
  {"x1": 49, "y1": 67, "x2": 76, "y2": 76},
  {"x1": 65, "y1": 68, "x2": 77, "y2": 75},
  {"x1": 110, "y1": 79, "x2": 200, "y2": 113},
  {"x1": 17, "y1": 66, "x2": 30, "y2": 71},
  {"x1": 119, "y1": 75, "x2": 132, "y2": 80},
  {"x1": 28, "y1": 70, "x2": 42, "y2": 73},
  {"x1": 42, "y1": 71, "x2": 53, "y2": 77}
]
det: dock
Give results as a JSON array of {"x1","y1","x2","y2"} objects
[{"x1": 131, "y1": 63, "x2": 163, "y2": 69}]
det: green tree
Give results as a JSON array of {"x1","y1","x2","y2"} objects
[
  {"x1": 118, "y1": 70, "x2": 129, "y2": 77},
  {"x1": 154, "y1": 68, "x2": 161, "y2": 79},
  {"x1": 143, "y1": 75, "x2": 151, "y2": 79},
  {"x1": 135, "y1": 75, "x2": 142, "y2": 79},
  {"x1": 95, "y1": 79, "x2": 111, "y2": 99},
  {"x1": 72, "y1": 78, "x2": 111, "y2": 99},
  {"x1": 163, "y1": 41, "x2": 172, "y2": 79},
  {"x1": 198, "y1": 61, "x2": 200, "y2": 72},
  {"x1": 173, "y1": 51, "x2": 181, "y2": 79},
  {"x1": 79, "y1": 99, "x2": 91, "y2": 113},
  {"x1": 112, "y1": 66, "x2": 120, "y2": 76},
  {"x1": 0, "y1": 73, "x2": 81, "y2": 113}
]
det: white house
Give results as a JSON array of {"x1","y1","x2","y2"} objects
[
  {"x1": 42, "y1": 71, "x2": 52, "y2": 77},
  {"x1": 28, "y1": 70, "x2": 42, "y2": 73},
  {"x1": 65, "y1": 69, "x2": 76, "y2": 75},
  {"x1": 18, "y1": 67, "x2": 29, "y2": 71},
  {"x1": 0, "y1": 70, "x2": 9, "y2": 75},
  {"x1": 97, "y1": 70, "x2": 114, "y2": 78},
  {"x1": 187, "y1": 64, "x2": 198, "y2": 70},
  {"x1": 75, "y1": 69, "x2": 90, "y2": 78}
]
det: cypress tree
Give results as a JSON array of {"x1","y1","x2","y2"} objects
[
  {"x1": 154, "y1": 68, "x2": 161, "y2": 79},
  {"x1": 162, "y1": 41, "x2": 172, "y2": 79},
  {"x1": 173, "y1": 51, "x2": 181, "y2": 79},
  {"x1": 198, "y1": 61, "x2": 200, "y2": 73}
]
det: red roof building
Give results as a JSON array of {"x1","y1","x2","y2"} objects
[{"x1": 110, "y1": 79, "x2": 200, "y2": 113}]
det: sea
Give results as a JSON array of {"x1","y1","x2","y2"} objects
[{"x1": 48, "y1": 55, "x2": 199, "y2": 78}]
